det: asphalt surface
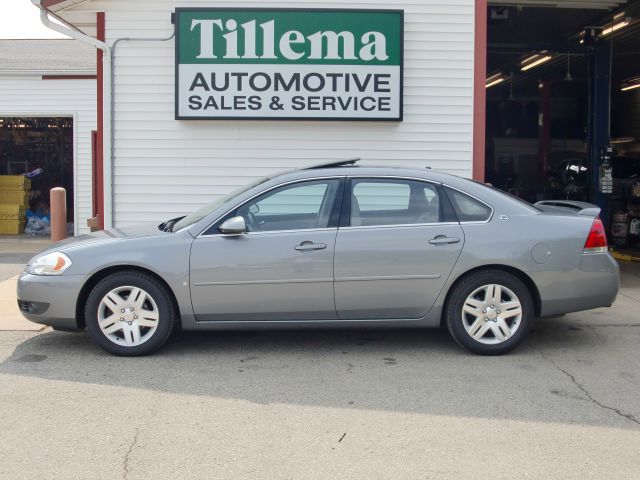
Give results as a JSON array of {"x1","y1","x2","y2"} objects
[{"x1": 0, "y1": 256, "x2": 639, "y2": 479}]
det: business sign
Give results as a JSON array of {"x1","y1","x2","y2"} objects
[{"x1": 175, "y1": 8, "x2": 403, "y2": 120}]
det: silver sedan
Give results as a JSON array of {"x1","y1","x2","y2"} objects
[{"x1": 17, "y1": 161, "x2": 619, "y2": 356}]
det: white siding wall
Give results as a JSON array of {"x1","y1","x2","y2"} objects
[
  {"x1": 79, "y1": 0, "x2": 474, "y2": 226},
  {"x1": 0, "y1": 76, "x2": 96, "y2": 234}
]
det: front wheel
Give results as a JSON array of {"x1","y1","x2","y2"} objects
[
  {"x1": 445, "y1": 270, "x2": 533, "y2": 355},
  {"x1": 85, "y1": 271, "x2": 175, "y2": 356}
]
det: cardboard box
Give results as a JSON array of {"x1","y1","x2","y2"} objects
[{"x1": 87, "y1": 215, "x2": 101, "y2": 232}]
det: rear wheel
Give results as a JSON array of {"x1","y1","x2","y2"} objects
[
  {"x1": 85, "y1": 271, "x2": 175, "y2": 356},
  {"x1": 445, "y1": 270, "x2": 533, "y2": 355}
]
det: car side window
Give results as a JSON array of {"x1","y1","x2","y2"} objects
[
  {"x1": 350, "y1": 179, "x2": 441, "y2": 227},
  {"x1": 236, "y1": 179, "x2": 340, "y2": 232},
  {"x1": 445, "y1": 188, "x2": 492, "y2": 222}
]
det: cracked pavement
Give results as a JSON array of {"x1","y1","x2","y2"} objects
[
  {"x1": 533, "y1": 345, "x2": 640, "y2": 427},
  {"x1": 0, "y1": 263, "x2": 639, "y2": 479},
  {"x1": 122, "y1": 427, "x2": 139, "y2": 480}
]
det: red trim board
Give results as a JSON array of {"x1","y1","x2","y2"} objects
[
  {"x1": 473, "y1": 0, "x2": 487, "y2": 182},
  {"x1": 95, "y1": 11, "x2": 105, "y2": 229}
]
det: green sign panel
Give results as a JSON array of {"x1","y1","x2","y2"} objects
[{"x1": 175, "y1": 8, "x2": 404, "y2": 120}]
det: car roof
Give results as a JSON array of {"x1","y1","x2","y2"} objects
[
  {"x1": 186, "y1": 161, "x2": 540, "y2": 237},
  {"x1": 265, "y1": 163, "x2": 540, "y2": 216},
  {"x1": 271, "y1": 164, "x2": 463, "y2": 185}
]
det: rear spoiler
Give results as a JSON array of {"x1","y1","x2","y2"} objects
[{"x1": 534, "y1": 200, "x2": 601, "y2": 217}]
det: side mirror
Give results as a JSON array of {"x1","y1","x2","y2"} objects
[{"x1": 219, "y1": 216, "x2": 247, "y2": 235}]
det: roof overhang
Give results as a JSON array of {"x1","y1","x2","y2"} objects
[
  {"x1": 1, "y1": 70, "x2": 95, "y2": 76},
  {"x1": 41, "y1": 0, "x2": 88, "y2": 10},
  {"x1": 35, "y1": 0, "x2": 98, "y2": 38}
]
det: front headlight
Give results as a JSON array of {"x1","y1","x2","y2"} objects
[{"x1": 27, "y1": 252, "x2": 73, "y2": 276}]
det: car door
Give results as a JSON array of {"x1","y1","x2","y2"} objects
[
  {"x1": 190, "y1": 178, "x2": 343, "y2": 321},
  {"x1": 334, "y1": 177, "x2": 465, "y2": 320}
]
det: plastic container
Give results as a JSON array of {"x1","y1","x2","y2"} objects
[
  {"x1": 0, "y1": 191, "x2": 29, "y2": 205},
  {"x1": 0, "y1": 204, "x2": 25, "y2": 220},
  {"x1": 612, "y1": 212, "x2": 629, "y2": 223},
  {"x1": 611, "y1": 221, "x2": 628, "y2": 238},
  {"x1": 0, "y1": 219, "x2": 24, "y2": 235},
  {"x1": 0, "y1": 175, "x2": 31, "y2": 191}
]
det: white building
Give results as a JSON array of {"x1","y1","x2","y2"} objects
[
  {"x1": 4, "y1": 1, "x2": 638, "y2": 252},
  {"x1": 31, "y1": 0, "x2": 484, "y2": 232},
  {"x1": 0, "y1": 39, "x2": 96, "y2": 234}
]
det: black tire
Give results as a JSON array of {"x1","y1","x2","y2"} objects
[
  {"x1": 445, "y1": 270, "x2": 533, "y2": 355},
  {"x1": 85, "y1": 271, "x2": 175, "y2": 356}
]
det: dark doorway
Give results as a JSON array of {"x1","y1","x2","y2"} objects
[
  {"x1": 0, "y1": 116, "x2": 74, "y2": 233},
  {"x1": 485, "y1": 2, "x2": 640, "y2": 206}
]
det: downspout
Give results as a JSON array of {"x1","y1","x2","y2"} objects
[{"x1": 33, "y1": 0, "x2": 113, "y2": 228}]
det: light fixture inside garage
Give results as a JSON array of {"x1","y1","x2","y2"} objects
[
  {"x1": 620, "y1": 79, "x2": 640, "y2": 92},
  {"x1": 611, "y1": 137, "x2": 635, "y2": 144},
  {"x1": 520, "y1": 52, "x2": 553, "y2": 71},
  {"x1": 486, "y1": 73, "x2": 505, "y2": 88},
  {"x1": 600, "y1": 12, "x2": 630, "y2": 37}
]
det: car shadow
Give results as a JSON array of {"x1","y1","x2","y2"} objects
[{"x1": 0, "y1": 317, "x2": 636, "y2": 429}]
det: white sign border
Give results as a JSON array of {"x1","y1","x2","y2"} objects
[{"x1": 174, "y1": 7, "x2": 404, "y2": 122}]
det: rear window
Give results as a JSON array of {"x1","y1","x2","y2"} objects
[
  {"x1": 445, "y1": 188, "x2": 492, "y2": 222},
  {"x1": 470, "y1": 180, "x2": 542, "y2": 212}
]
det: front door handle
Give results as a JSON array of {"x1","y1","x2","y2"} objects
[
  {"x1": 295, "y1": 241, "x2": 327, "y2": 251},
  {"x1": 429, "y1": 235, "x2": 460, "y2": 245}
]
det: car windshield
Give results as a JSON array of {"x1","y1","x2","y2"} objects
[{"x1": 170, "y1": 177, "x2": 269, "y2": 232}]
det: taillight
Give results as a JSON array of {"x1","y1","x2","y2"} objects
[{"x1": 584, "y1": 217, "x2": 608, "y2": 253}]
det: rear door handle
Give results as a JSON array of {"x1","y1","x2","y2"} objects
[
  {"x1": 429, "y1": 235, "x2": 460, "y2": 245},
  {"x1": 295, "y1": 241, "x2": 327, "y2": 251}
]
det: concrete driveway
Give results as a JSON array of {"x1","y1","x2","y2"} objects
[{"x1": 0, "y1": 247, "x2": 638, "y2": 479}]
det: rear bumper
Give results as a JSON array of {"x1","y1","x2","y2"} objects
[
  {"x1": 536, "y1": 252, "x2": 619, "y2": 317},
  {"x1": 16, "y1": 272, "x2": 85, "y2": 331}
]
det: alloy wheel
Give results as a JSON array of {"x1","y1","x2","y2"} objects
[
  {"x1": 461, "y1": 283, "x2": 523, "y2": 345},
  {"x1": 97, "y1": 285, "x2": 159, "y2": 347}
]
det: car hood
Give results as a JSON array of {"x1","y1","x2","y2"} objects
[{"x1": 37, "y1": 223, "x2": 177, "y2": 257}]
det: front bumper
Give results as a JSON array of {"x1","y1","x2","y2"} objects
[{"x1": 17, "y1": 272, "x2": 86, "y2": 331}]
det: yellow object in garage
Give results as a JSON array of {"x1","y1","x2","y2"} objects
[
  {"x1": 0, "y1": 176, "x2": 31, "y2": 234},
  {"x1": 0, "y1": 175, "x2": 31, "y2": 191},
  {"x1": 0, "y1": 204, "x2": 25, "y2": 220},
  {"x1": 611, "y1": 249, "x2": 640, "y2": 263},
  {"x1": 0, "y1": 220, "x2": 24, "y2": 235},
  {"x1": 0, "y1": 191, "x2": 29, "y2": 206}
]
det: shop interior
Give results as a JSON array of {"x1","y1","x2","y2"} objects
[
  {"x1": 486, "y1": 0, "x2": 640, "y2": 255},
  {"x1": 0, "y1": 116, "x2": 74, "y2": 234}
]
